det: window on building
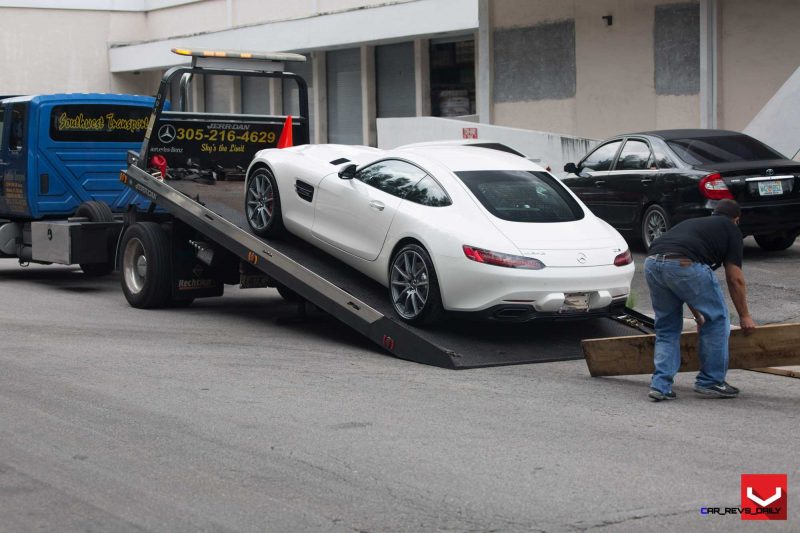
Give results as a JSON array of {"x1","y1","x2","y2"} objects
[
  {"x1": 282, "y1": 54, "x2": 314, "y2": 141},
  {"x1": 327, "y1": 48, "x2": 363, "y2": 144},
  {"x1": 376, "y1": 42, "x2": 415, "y2": 118},
  {"x1": 430, "y1": 39, "x2": 475, "y2": 118}
]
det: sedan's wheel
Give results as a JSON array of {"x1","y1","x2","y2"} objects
[
  {"x1": 245, "y1": 168, "x2": 286, "y2": 238},
  {"x1": 389, "y1": 244, "x2": 444, "y2": 325},
  {"x1": 754, "y1": 231, "x2": 797, "y2": 251},
  {"x1": 642, "y1": 205, "x2": 671, "y2": 251}
]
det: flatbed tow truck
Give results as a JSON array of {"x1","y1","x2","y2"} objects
[{"x1": 119, "y1": 49, "x2": 652, "y2": 369}]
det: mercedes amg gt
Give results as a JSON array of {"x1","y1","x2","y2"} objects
[{"x1": 245, "y1": 143, "x2": 634, "y2": 324}]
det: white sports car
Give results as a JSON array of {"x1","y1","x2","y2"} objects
[{"x1": 245, "y1": 143, "x2": 634, "y2": 324}]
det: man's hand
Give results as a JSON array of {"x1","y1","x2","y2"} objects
[
  {"x1": 689, "y1": 306, "x2": 705, "y2": 333},
  {"x1": 740, "y1": 315, "x2": 756, "y2": 336}
]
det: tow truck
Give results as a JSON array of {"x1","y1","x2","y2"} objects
[{"x1": 118, "y1": 48, "x2": 651, "y2": 368}]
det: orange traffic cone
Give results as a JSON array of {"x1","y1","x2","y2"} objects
[{"x1": 277, "y1": 115, "x2": 293, "y2": 148}]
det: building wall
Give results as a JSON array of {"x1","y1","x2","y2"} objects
[
  {"x1": 0, "y1": 8, "x2": 147, "y2": 95},
  {"x1": 718, "y1": 0, "x2": 800, "y2": 132},
  {"x1": 490, "y1": 0, "x2": 700, "y2": 139}
]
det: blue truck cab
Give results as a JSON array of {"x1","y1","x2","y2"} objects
[{"x1": 0, "y1": 93, "x2": 155, "y2": 273}]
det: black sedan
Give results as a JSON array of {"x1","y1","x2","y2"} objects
[{"x1": 562, "y1": 129, "x2": 800, "y2": 251}]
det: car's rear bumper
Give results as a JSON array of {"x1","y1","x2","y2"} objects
[
  {"x1": 436, "y1": 256, "x2": 634, "y2": 315},
  {"x1": 449, "y1": 299, "x2": 629, "y2": 323},
  {"x1": 673, "y1": 200, "x2": 800, "y2": 236}
]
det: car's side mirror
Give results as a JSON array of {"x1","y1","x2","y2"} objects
[
  {"x1": 564, "y1": 162, "x2": 578, "y2": 174},
  {"x1": 338, "y1": 164, "x2": 357, "y2": 180}
]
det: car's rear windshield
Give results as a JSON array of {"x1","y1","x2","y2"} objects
[
  {"x1": 455, "y1": 170, "x2": 584, "y2": 223},
  {"x1": 666, "y1": 135, "x2": 784, "y2": 165}
]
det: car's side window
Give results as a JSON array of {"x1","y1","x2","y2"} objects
[
  {"x1": 581, "y1": 141, "x2": 621, "y2": 171},
  {"x1": 356, "y1": 159, "x2": 427, "y2": 199},
  {"x1": 404, "y1": 176, "x2": 452, "y2": 207},
  {"x1": 615, "y1": 140, "x2": 654, "y2": 171},
  {"x1": 652, "y1": 146, "x2": 675, "y2": 169}
]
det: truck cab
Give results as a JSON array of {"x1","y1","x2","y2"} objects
[{"x1": 0, "y1": 93, "x2": 155, "y2": 273}]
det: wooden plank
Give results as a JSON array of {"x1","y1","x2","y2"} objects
[
  {"x1": 582, "y1": 323, "x2": 800, "y2": 377},
  {"x1": 750, "y1": 366, "x2": 800, "y2": 379}
]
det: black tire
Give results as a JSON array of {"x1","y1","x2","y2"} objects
[
  {"x1": 277, "y1": 285, "x2": 303, "y2": 303},
  {"x1": 754, "y1": 231, "x2": 796, "y2": 251},
  {"x1": 75, "y1": 201, "x2": 115, "y2": 276},
  {"x1": 119, "y1": 222, "x2": 172, "y2": 309},
  {"x1": 245, "y1": 168, "x2": 286, "y2": 238},
  {"x1": 641, "y1": 204, "x2": 671, "y2": 252},
  {"x1": 389, "y1": 243, "x2": 444, "y2": 325}
]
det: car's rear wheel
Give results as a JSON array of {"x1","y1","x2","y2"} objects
[
  {"x1": 754, "y1": 231, "x2": 796, "y2": 251},
  {"x1": 389, "y1": 244, "x2": 444, "y2": 325},
  {"x1": 245, "y1": 168, "x2": 286, "y2": 238},
  {"x1": 641, "y1": 205, "x2": 670, "y2": 251}
]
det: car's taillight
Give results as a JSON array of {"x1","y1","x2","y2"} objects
[
  {"x1": 699, "y1": 173, "x2": 734, "y2": 200},
  {"x1": 614, "y1": 249, "x2": 633, "y2": 266},
  {"x1": 463, "y1": 245, "x2": 545, "y2": 270}
]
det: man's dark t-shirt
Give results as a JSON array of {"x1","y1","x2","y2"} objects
[{"x1": 648, "y1": 214, "x2": 743, "y2": 269}]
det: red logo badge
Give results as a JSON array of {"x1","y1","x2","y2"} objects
[{"x1": 740, "y1": 474, "x2": 787, "y2": 520}]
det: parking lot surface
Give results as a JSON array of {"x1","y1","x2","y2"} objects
[{"x1": 0, "y1": 239, "x2": 797, "y2": 532}]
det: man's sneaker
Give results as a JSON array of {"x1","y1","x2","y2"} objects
[
  {"x1": 648, "y1": 389, "x2": 677, "y2": 401},
  {"x1": 694, "y1": 382, "x2": 739, "y2": 398}
]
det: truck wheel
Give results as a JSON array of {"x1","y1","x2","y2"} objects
[
  {"x1": 120, "y1": 222, "x2": 172, "y2": 308},
  {"x1": 75, "y1": 201, "x2": 115, "y2": 276},
  {"x1": 754, "y1": 231, "x2": 796, "y2": 251},
  {"x1": 245, "y1": 168, "x2": 287, "y2": 238},
  {"x1": 277, "y1": 284, "x2": 303, "y2": 303}
]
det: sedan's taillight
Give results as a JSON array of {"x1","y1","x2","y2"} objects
[
  {"x1": 614, "y1": 249, "x2": 633, "y2": 266},
  {"x1": 699, "y1": 173, "x2": 734, "y2": 200},
  {"x1": 463, "y1": 245, "x2": 545, "y2": 270}
]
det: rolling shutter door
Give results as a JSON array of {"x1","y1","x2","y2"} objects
[
  {"x1": 377, "y1": 42, "x2": 415, "y2": 118},
  {"x1": 326, "y1": 48, "x2": 363, "y2": 145}
]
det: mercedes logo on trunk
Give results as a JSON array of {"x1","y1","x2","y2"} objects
[{"x1": 576, "y1": 252, "x2": 587, "y2": 264}]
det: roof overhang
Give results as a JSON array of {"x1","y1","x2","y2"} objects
[{"x1": 108, "y1": 0, "x2": 479, "y2": 73}]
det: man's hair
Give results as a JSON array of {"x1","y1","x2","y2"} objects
[{"x1": 713, "y1": 198, "x2": 741, "y2": 219}]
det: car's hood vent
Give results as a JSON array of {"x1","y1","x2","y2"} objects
[{"x1": 329, "y1": 157, "x2": 351, "y2": 165}]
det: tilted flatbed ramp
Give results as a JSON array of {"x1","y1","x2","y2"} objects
[{"x1": 122, "y1": 165, "x2": 648, "y2": 369}]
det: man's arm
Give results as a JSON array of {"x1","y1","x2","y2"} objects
[{"x1": 724, "y1": 263, "x2": 756, "y2": 335}]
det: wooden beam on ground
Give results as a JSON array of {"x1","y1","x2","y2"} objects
[
  {"x1": 750, "y1": 366, "x2": 800, "y2": 379},
  {"x1": 582, "y1": 323, "x2": 800, "y2": 377}
]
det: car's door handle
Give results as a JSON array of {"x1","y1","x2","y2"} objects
[
  {"x1": 369, "y1": 200, "x2": 385, "y2": 211},
  {"x1": 594, "y1": 180, "x2": 605, "y2": 187},
  {"x1": 641, "y1": 178, "x2": 653, "y2": 184}
]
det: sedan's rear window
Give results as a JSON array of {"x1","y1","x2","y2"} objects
[
  {"x1": 667, "y1": 135, "x2": 784, "y2": 165},
  {"x1": 455, "y1": 170, "x2": 584, "y2": 222}
]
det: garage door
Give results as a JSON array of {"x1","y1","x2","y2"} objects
[{"x1": 326, "y1": 48, "x2": 363, "y2": 145}]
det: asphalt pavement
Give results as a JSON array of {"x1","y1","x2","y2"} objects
[{"x1": 0, "y1": 239, "x2": 797, "y2": 532}]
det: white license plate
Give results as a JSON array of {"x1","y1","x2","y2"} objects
[
  {"x1": 560, "y1": 293, "x2": 590, "y2": 313},
  {"x1": 758, "y1": 180, "x2": 783, "y2": 196}
]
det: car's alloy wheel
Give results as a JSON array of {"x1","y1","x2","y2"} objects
[
  {"x1": 642, "y1": 205, "x2": 670, "y2": 251},
  {"x1": 245, "y1": 168, "x2": 287, "y2": 238},
  {"x1": 389, "y1": 244, "x2": 444, "y2": 325},
  {"x1": 246, "y1": 171, "x2": 275, "y2": 232}
]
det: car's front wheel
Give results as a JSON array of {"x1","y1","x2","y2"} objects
[
  {"x1": 641, "y1": 204, "x2": 671, "y2": 251},
  {"x1": 245, "y1": 167, "x2": 286, "y2": 238},
  {"x1": 754, "y1": 231, "x2": 797, "y2": 251},
  {"x1": 389, "y1": 243, "x2": 444, "y2": 325}
]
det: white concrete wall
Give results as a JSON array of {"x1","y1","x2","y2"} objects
[
  {"x1": 0, "y1": 8, "x2": 148, "y2": 95},
  {"x1": 377, "y1": 116, "x2": 598, "y2": 173},
  {"x1": 744, "y1": 65, "x2": 800, "y2": 160},
  {"x1": 490, "y1": 0, "x2": 699, "y2": 140},
  {"x1": 717, "y1": 0, "x2": 800, "y2": 132}
]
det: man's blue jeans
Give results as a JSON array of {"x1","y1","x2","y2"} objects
[{"x1": 644, "y1": 257, "x2": 730, "y2": 394}]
